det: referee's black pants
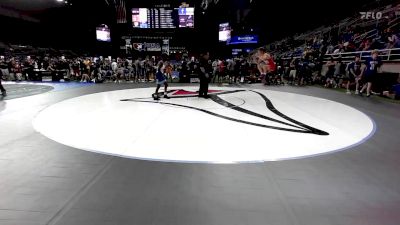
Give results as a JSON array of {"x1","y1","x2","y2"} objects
[
  {"x1": 199, "y1": 78, "x2": 209, "y2": 97},
  {"x1": 0, "y1": 79, "x2": 5, "y2": 93}
]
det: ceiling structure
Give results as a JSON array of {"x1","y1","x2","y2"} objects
[
  {"x1": 0, "y1": 0, "x2": 63, "y2": 13},
  {"x1": 0, "y1": 0, "x2": 394, "y2": 53}
]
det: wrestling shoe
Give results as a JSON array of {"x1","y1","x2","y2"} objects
[{"x1": 152, "y1": 94, "x2": 160, "y2": 101}]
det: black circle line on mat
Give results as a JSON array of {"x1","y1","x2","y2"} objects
[{"x1": 120, "y1": 89, "x2": 329, "y2": 136}]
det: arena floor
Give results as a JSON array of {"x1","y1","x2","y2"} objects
[{"x1": 0, "y1": 82, "x2": 399, "y2": 225}]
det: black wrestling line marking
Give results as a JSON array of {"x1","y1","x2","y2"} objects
[
  {"x1": 121, "y1": 99, "x2": 317, "y2": 134},
  {"x1": 250, "y1": 90, "x2": 328, "y2": 135},
  {"x1": 209, "y1": 95, "x2": 307, "y2": 131},
  {"x1": 121, "y1": 89, "x2": 329, "y2": 136}
]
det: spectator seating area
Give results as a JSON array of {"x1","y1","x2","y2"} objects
[
  {"x1": 247, "y1": 2, "x2": 400, "y2": 101},
  {"x1": 1, "y1": 2, "x2": 399, "y2": 101},
  {"x1": 266, "y1": 3, "x2": 400, "y2": 60}
]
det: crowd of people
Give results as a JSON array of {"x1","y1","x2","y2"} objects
[
  {"x1": 271, "y1": 49, "x2": 400, "y2": 100},
  {"x1": 0, "y1": 48, "x2": 399, "y2": 101},
  {"x1": 257, "y1": 4, "x2": 400, "y2": 101},
  {"x1": 0, "y1": 53, "x2": 261, "y2": 99},
  {"x1": 0, "y1": 54, "x2": 262, "y2": 85},
  {"x1": 1, "y1": 39, "x2": 400, "y2": 101},
  {"x1": 265, "y1": 4, "x2": 399, "y2": 94},
  {"x1": 0, "y1": 55, "x2": 158, "y2": 84},
  {"x1": 272, "y1": 5, "x2": 399, "y2": 59}
]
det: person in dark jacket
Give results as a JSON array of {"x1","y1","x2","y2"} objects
[
  {"x1": 198, "y1": 52, "x2": 211, "y2": 98},
  {"x1": 180, "y1": 61, "x2": 189, "y2": 83}
]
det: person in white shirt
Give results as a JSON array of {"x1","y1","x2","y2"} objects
[
  {"x1": 111, "y1": 60, "x2": 118, "y2": 72},
  {"x1": 212, "y1": 59, "x2": 218, "y2": 78}
]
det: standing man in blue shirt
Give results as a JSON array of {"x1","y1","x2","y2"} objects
[{"x1": 360, "y1": 50, "x2": 382, "y2": 97}]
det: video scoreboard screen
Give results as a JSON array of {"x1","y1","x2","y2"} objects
[
  {"x1": 219, "y1": 23, "x2": 231, "y2": 42},
  {"x1": 96, "y1": 25, "x2": 111, "y2": 42},
  {"x1": 178, "y1": 7, "x2": 194, "y2": 28},
  {"x1": 132, "y1": 7, "x2": 194, "y2": 29},
  {"x1": 132, "y1": 8, "x2": 148, "y2": 28}
]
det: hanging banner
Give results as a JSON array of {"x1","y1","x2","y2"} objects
[
  {"x1": 162, "y1": 39, "x2": 170, "y2": 55},
  {"x1": 228, "y1": 35, "x2": 259, "y2": 45},
  {"x1": 132, "y1": 43, "x2": 144, "y2": 51},
  {"x1": 144, "y1": 42, "x2": 162, "y2": 52}
]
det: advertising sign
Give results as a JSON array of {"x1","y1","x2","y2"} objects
[{"x1": 228, "y1": 35, "x2": 259, "y2": 45}]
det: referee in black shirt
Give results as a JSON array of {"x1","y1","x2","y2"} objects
[{"x1": 198, "y1": 52, "x2": 211, "y2": 98}]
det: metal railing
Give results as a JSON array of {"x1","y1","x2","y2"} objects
[
  {"x1": 353, "y1": 29, "x2": 378, "y2": 43},
  {"x1": 279, "y1": 48, "x2": 400, "y2": 62},
  {"x1": 324, "y1": 48, "x2": 400, "y2": 62},
  {"x1": 252, "y1": 3, "x2": 399, "y2": 61}
]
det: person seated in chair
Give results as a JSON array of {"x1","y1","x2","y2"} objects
[{"x1": 382, "y1": 76, "x2": 400, "y2": 100}]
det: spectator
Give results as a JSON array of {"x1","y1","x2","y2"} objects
[
  {"x1": 342, "y1": 27, "x2": 354, "y2": 43},
  {"x1": 71, "y1": 59, "x2": 81, "y2": 80},
  {"x1": 227, "y1": 59, "x2": 235, "y2": 84},
  {"x1": 333, "y1": 58, "x2": 343, "y2": 88},
  {"x1": 359, "y1": 38, "x2": 372, "y2": 51},
  {"x1": 382, "y1": 75, "x2": 400, "y2": 100},
  {"x1": 180, "y1": 60, "x2": 189, "y2": 83},
  {"x1": 0, "y1": 58, "x2": 6, "y2": 96},
  {"x1": 288, "y1": 57, "x2": 297, "y2": 85},
  {"x1": 333, "y1": 43, "x2": 344, "y2": 54},
  {"x1": 360, "y1": 50, "x2": 382, "y2": 97},
  {"x1": 216, "y1": 59, "x2": 226, "y2": 83},
  {"x1": 47, "y1": 62, "x2": 58, "y2": 81},
  {"x1": 13, "y1": 61, "x2": 23, "y2": 82},
  {"x1": 326, "y1": 44, "x2": 333, "y2": 54},
  {"x1": 0, "y1": 57, "x2": 9, "y2": 81},
  {"x1": 386, "y1": 29, "x2": 400, "y2": 49},
  {"x1": 325, "y1": 57, "x2": 336, "y2": 87},
  {"x1": 23, "y1": 56, "x2": 34, "y2": 80},
  {"x1": 346, "y1": 56, "x2": 364, "y2": 94},
  {"x1": 211, "y1": 59, "x2": 218, "y2": 81},
  {"x1": 80, "y1": 59, "x2": 92, "y2": 82},
  {"x1": 239, "y1": 58, "x2": 249, "y2": 83},
  {"x1": 134, "y1": 58, "x2": 140, "y2": 82},
  {"x1": 233, "y1": 59, "x2": 241, "y2": 83}
]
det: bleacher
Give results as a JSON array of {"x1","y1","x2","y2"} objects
[
  {"x1": 257, "y1": 3, "x2": 400, "y2": 61},
  {"x1": 0, "y1": 41, "x2": 79, "y2": 59}
]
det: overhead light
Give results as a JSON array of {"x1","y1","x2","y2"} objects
[{"x1": 56, "y1": 0, "x2": 63, "y2": 2}]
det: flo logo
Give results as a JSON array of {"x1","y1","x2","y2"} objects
[
  {"x1": 360, "y1": 11, "x2": 387, "y2": 19},
  {"x1": 121, "y1": 89, "x2": 329, "y2": 136}
]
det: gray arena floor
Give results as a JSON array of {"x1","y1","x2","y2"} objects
[{"x1": 0, "y1": 82, "x2": 399, "y2": 225}]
